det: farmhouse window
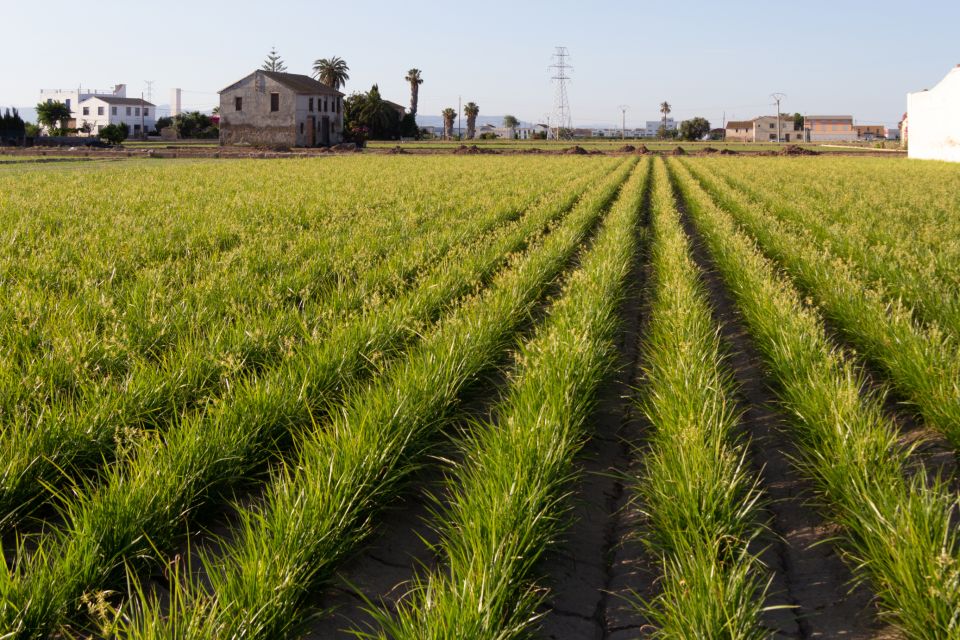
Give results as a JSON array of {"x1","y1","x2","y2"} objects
[
  {"x1": 300, "y1": 122, "x2": 304, "y2": 134},
  {"x1": 82, "y1": 107, "x2": 89, "y2": 115},
  {"x1": 126, "y1": 107, "x2": 132, "y2": 116},
  {"x1": 98, "y1": 107, "x2": 104, "y2": 116},
  {"x1": 309, "y1": 98, "x2": 314, "y2": 112},
  {"x1": 135, "y1": 108, "x2": 140, "y2": 116},
  {"x1": 270, "y1": 93, "x2": 280, "y2": 112},
  {"x1": 235, "y1": 96, "x2": 242, "y2": 111},
  {"x1": 144, "y1": 108, "x2": 149, "y2": 116},
  {"x1": 112, "y1": 107, "x2": 117, "y2": 115}
]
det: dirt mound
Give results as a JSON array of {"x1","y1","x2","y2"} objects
[
  {"x1": 386, "y1": 146, "x2": 408, "y2": 154},
  {"x1": 519, "y1": 148, "x2": 543, "y2": 154},
  {"x1": 454, "y1": 144, "x2": 497, "y2": 155},
  {"x1": 331, "y1": 142, "x2": 359, "y2": 152},
  {"x1": 563, "y1": 145, "x2": 590, "y2": 155},
  {"x1": 617, "y1": 145, "x2": 636, "y2": 153},
  {"x1": 699, "y1": 146, "x2": 720, "y2": 154},
  {"x1": 719, "y1": 148, "x2": 738, "y2": 155},
  {"x1": 635, "y1": 144, "x2": 650, "y2": 154},
  {"x1": 670, "y1": 146, "x2": 687, "y2": 156},
  {"x1": 779, "y1": 144, "x2": 819, "y2": 156}
]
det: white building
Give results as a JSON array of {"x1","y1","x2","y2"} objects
[
  {"x1": 39, "y1": 84, "x2": 127, "y2": 130},
  {"x1": 907, "y1": 65, "x2": 960, "y2": 163},
  {"x1": 76, "y1": 96, "x2": 156, "y2": 138},
  {"x1": 642, "y1": 118, "x2": 677, "y2": 137}
]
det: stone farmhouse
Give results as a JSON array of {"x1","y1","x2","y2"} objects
[{"x1": 218, "y1": 70, "x2": 344, "y2": 147}]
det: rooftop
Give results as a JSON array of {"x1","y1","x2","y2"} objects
[
  {"x1": 79, "y1": 96, "x2": 155, "y2": 106},
  {"x1": 220, "y1": 70, "x2": 344, "y2": 96}
]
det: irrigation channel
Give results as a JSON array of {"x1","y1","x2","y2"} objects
[{"x1": 1, "y1": 154, "x2": 957, "y2": 639}]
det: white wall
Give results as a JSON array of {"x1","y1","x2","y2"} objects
[
  {"x1": 908, "y1": 66, "x2": 960, "y2": 163},
  {"x1": 76, "y1": 97, "x2": 156, "y2": 136}
]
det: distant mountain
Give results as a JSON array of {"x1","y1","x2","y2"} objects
[{"x1": 415, "y1": 115, "x2": 543, "y2": 128}]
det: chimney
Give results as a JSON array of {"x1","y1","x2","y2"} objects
[
  {"x1": 171, "y1": 88, "x2": 182, "y2": 117},
  {"x1": 113, "y1": 84, "x2": 126, "y2": 97}
]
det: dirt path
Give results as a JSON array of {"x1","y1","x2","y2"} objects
[{"x1": 672, "y1": 180, "x2": 897, "y2": 639}]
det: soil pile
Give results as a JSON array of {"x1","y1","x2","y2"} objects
[
  {"x1": 780, "y1": 145, "x2": 819, "y2": 156},
  {"x1": 670, "y1": 146, "x2": 687, "y2": 156},
  {"x1": 699, "y1": 147, "x2": 720, "y2": 154},
  {"x1": 617, "y1": 145, "x2": 636, "y2": 153},
  {"x1": 564, "y1": 145, "x2": 590, "y2": 155},
  {"x1": 454, "y1": 145, "x2": 497, "y2": 155},
  {"x1": 719, "y1": 148, "x2": 738, "y2": 155},
  {"x1": 386, "y1": 146, "x2": 408, "y2": 155},
  {"x1": 635, "y1": 144, "x2": 651, "y2": 154}
]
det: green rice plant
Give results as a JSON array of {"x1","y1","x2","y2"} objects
[
  {"x1": 0, "y1": 159, "x2": 633, "y2": 639},
  {"x1": 670, "y1": 158, "x2": 960, "y2": 638},
  {"x1": 692, "y1": 159, "x2": 960, "y2": 337},
  {"x1": 365, "y1": 159, "x2": 649, "y2": 640},
  {"x1": 630, "y1": 158, "x2": 769, "y2": 639},
  {"x1": 0, "y1": 159, "x2": 606, "y2": 530},
  {"x1": 112, "y1": 159, "x2": 638, "y2": 640},
  {"x1": 680, "y1": 159, "x2": 960, "y2": 451}
]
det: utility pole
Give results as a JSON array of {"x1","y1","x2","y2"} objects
[
  {"x1": 458, "y1": 95, "x2": 462, "y2": 140},
  {"x1": 771, "y1": 92, "x2": 786, "y2": 143},
  {"x1": 618, "y1": 105, "x2": 629, "y2": 140},
  {"x1": 140, "y1": 92, "x2": 146, "y2": 140}
]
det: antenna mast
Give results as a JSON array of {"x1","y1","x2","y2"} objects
[
  {"x1": 550, "y1": 46, "x2": 573, "y2": 140},
  {"x1": 145, "y1": 80, "x2": 154, "y2": 103}
]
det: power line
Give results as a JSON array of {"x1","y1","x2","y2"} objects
[
  {"x1": 771, "y1": 92, "x2": 787, "y2": 142},
  {"x1": 618, "y1": 105, "x2": 629, "y2": 140}
]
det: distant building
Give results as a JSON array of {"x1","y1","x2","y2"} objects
[
  {"x1": 907, "y1": 65, "x2": 960, "y2": 162},
  {"x1": 804, "y1": 115, "x2": 856, "y2": 142},
  {"x1": 643, "y1": 118, "x2": 677, "y2": 137},
  {"x1": 724, "y1": 116, "x2": 802, "y2": 142},
  {"x1": 76, "y1": 96, "x2": 155, "y2": 138},
  {"x1": 855, "y1": 124, "x2": 886, "y2": 140},
  {"x1": 886, "y1": 126, "x2": 901, "y2": 141},
  {"x1": 38, "y1": 84, "x2": 127, "y2": 131},
  {"x1": 383, "y1": 100, "x2": 408, "y2": 121},
  {"x1": 218, "y1": 70, "x2": 344, "y2": 147}
]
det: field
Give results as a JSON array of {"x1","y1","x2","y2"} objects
[{"x1": 0, "y1": 153, "x2": 958, "y2": 639}]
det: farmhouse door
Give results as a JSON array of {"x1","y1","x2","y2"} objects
[
  {"x1": 308, "y1": 116, "x2": 316, "y2": 146},
  {"x1": 321, "y1": 116, "x2": 330, "y2": 146}
]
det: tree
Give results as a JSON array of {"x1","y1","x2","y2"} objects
[
  {"x1": 657, "y1": 125, "x2": 678, "y2": 140},
  {"x1": 659, "y1": 101, "x2": 672, "y2": 138},
  {"x1": 262, "y1": 47, "x2": 287, "y2": 72},
  {"x1": 344, "y1": 85, "x2": 403, "y2": 140},
  {"x1": 464, "y1": 102, "x2": 479, "y2": 140},
  {"x1": 35, "y1": 100, "x2": 72, "y2": 135},
  {"x1": 174, "y1": 111, "x2": 218, "y2": 138},
  {"x1": 793, "y1": 112, "x2": 804, "y2": 131},
  {"x1": 154, "y1": 116, "x2": 174, "y2": 135},
  {"x1": 405, "y1": 68, "x2": 423, "y2": 117},
  {"x1": 0, "y1": 108, "x2": 26, "y2": 144},
  {"x1": 502, "y1": 114, "x2": 519, "y2": 129},
  {"x1": 441, "y1": 108, "x2": 457, "y2": 140},
  {"x1": 99, "y1": 122, "x2": 129, "y2": 145},
  {"x1": 679, "y1": 117, "x2": 711, "y2": 141},
  {"x1": 313, "y1": 56, "x2": 349, "y2": 90}
]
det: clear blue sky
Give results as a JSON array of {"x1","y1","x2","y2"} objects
[{"x1": 3, "y1": 0, "x2": 957, "y2": 128}]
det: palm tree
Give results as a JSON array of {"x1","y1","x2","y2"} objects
[
  {"x1": 660, "y1": 101, "x2": 672, "y2": 138},
  {"x1": 262, "y1": 47, "x2": 287, "y2": 72},
  {"x1": 405, "y1": 69, "x2": 423, "y2": 117},
  {"x1": 442, "y1": 108, "x2": 458, "y2": 140},
  {"x1": 464, "y1": 102, "x2": 479, "y2": 140},
  {"x1": 313, "y1": 56, "x2": 350, "y2": 90},
  {"x1": 359, "y1": 85, "x2": 397, "y2": 134}
]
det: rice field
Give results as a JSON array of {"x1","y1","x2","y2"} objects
[{"x1": 0, "y1": 153, "x2": 958, "y2": 639}]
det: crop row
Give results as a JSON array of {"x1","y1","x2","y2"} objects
[
  {"x1": 0, "y1": 159, "x2": 634, "y2": 637},
  {"x1": 111, "y1": 158, "x2": 638, "y2": 639},
  {"x1": 631, "y1": 158, "x2": 768, "y2": 637},
  {"x1": 369, "y1": 159, "x2": 649, "y2": 639},
  {"x1": 670, "y1": 158, "x2": 960, "y2": 638},
  {"x1": 696, "y1": 161, "x2": 960, "y2": 336},
  {"x1": 681, "y1": 159, "x2": 960, "y2": 451},
  {"x1": 0, "y1": 160, "x2": 615, "y2": 531},
  {"x1": 0, "y1": 157, "x2": 580, "y2": 420}
]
